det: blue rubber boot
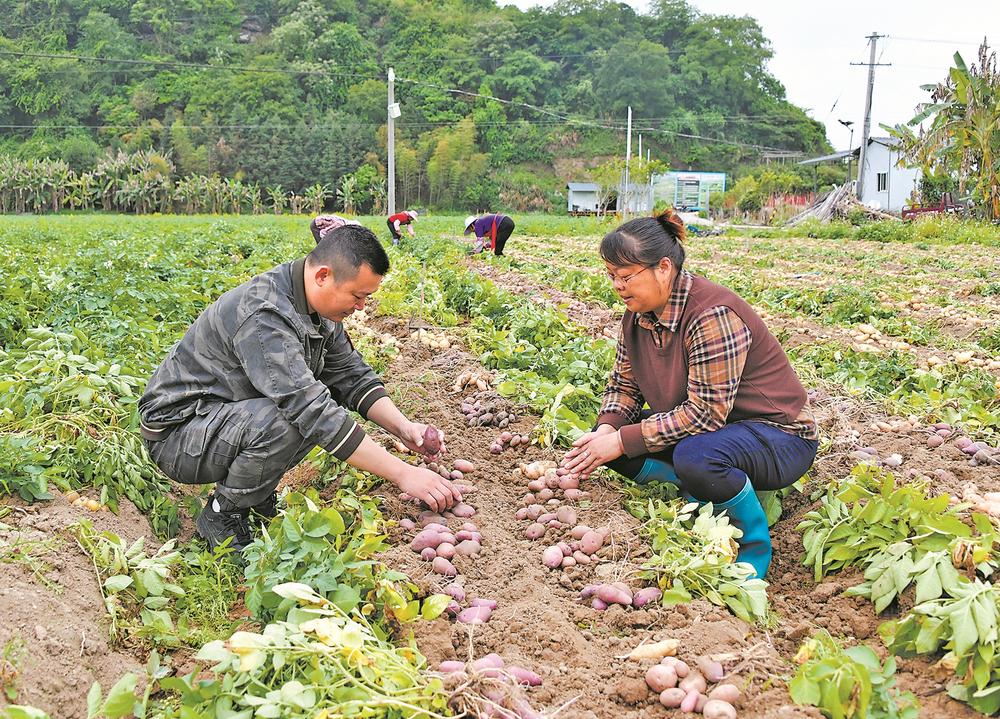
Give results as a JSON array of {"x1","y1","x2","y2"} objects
[
  {"x1": 633, "y1": 458, "x2": 680, "y2": 486},
  {"x1": 716, "y1": 474, "x2": 772, "y2": 579}
]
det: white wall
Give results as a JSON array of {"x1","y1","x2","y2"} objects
[{"x1": 859, "y1": 142, "x2": 921, "y2": 213}]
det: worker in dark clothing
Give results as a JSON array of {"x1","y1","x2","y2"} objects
[
  {"x1": 464, "y1": 213, "x2": 515, "y2": 256},
  {"x1": 139, "y1": 225, "x2": 460, "y2": 551},
  {"x1": 386, "y1": 210, "x2": 418, "y2": 244}
]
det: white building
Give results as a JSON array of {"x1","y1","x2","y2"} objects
[
  {"x1": 566, "y1": 182, "x2": 600, "y2": 213},
  {"x1": 858, "y1": 137, "x2": 921, "y2": 213}
]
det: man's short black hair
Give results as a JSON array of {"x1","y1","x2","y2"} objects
[{"x1": 307, "y1": 224, "x2": 390, "y2": 280}]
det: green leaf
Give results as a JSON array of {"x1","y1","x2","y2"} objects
[
  {"x1": 103, "y1": 575, "x2": 133, "y2": 592},
  {"x1": 421, "y1": 593, "x2": 451, "y2": 620},
  {"x1": 101, "y1": 674, "x2": 138, "y2": 719},
  {"x1": 87, "y1": 681, "x2": 102, "y2": 719},
  {"x1": 789, "y1": 673, "x2": 821, "y2": 706}
]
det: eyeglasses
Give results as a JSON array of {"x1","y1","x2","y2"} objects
[{"x1": 606, "y1": 265, "x2": 652, "y2": 288}]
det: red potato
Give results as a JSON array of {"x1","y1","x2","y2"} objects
[
  {"x1": 596, "y1": 583, "x2": 633, "y2": 606},
  {"x1": 524, "y1": 523, "x2": 546, "y2": 540},
  {"x1": 526, "y1": 504, "x2": 545, "y2": 520},
  {"x1": 471, "y1": 653, "x2": 505, "y2": 672},
  {"x1": 708, "y1": 684, "x2": 741, "y2": 704},
  {"x1": 461, "y1": 522, "x2": 477, "y2": 531},
  {"x1": 418, "y1": 513, "x2": 446, "y2": 526},
  {"x1": 422, "y1": 425, "x2": 442, "y2": 455},
  {"x1": 458, "y1": 605, "x2": 492, "y2": 624},
  {"x1": 696, "y1": 694, "x2": 710, "y2": 713},
  {"x1": 536, "y1": 488, "x2": 555, "y2": 502},
  {"x1": 399, "y1": 518, "x2": 416, "y2": 531},
  {"x1": 450, "y1": 470, "x2": 464, "y2": 481},
  {"x1": 455, "y1": 539, "x2": 481, "y2": 556},
  {"x1": 703, "y1": 699, "x2": 738, "y2": 719},
  {"x1": 659, "y1": 688, "x2": 686, "y2": 708},
  {"x1": 515, "y1": 507, "x2": 529, "y2": 520},
  {"x1": 680, "y1": 672, "x2": 707, "y2": 694},
  {"x1": 557, "y1": 542, "x2": 572, "y2": 556},
  {"x1": 507, "y1": 666, "x2": 543, "y2": 686},
  {"x1": 420, "y1": 547, "x2": 437, "y2": 561},
  {"x1": 411, "y1": 530, "x2": 444, "y2": 552},
  {"x1": 591, "y1": 597, "x2": 608, "y2": 611},
  {"x1": 645, "y1": 664, "x2": 678, "y2": 692},
  {"x1": 580, "y1": 585, "x2": 599, "y2": 600},
  {"x1": 437, "y1": 542, "x2": 457, "y2": 560},
  {"x1": 455, "y1": 530, "x2": 481, "y2": 542},
  {"x1": 438, "y1": 532, "x2": 457, "y2": 545},
  {"x1": 423, "y1": 522, "x2": 449, "y2": 533},
  {"x1": 490, "y1": 443, "x2": 503, "y2": 454},
  {"x1": 521, "y1": 493, "x2": 535, "y2": 506},
  {"x1": 452, "y1": 503, "x2": 477, "y2": 518},
  {"x1": 542, "y1": 546, "x2": 564, "y2": 568},
  {"x1": 697, "y1": 657, "x2": 725, "y2": 683},
  {"x1": 558, "y1": 476, "x2": 580, "y2": 490},
  {"x1": 444, "y1": 584, "x2": 466, "y2": 602},
  {"x1": 632, "y1": 587, "x2": 663, "y2": 607},
  {"x1": 564, "y1": 489, "x2": 586, "y2": 501},
  {"x1": 955, "y1": 436, "x2": 973, "y2": 450},
  {"x1": 561, "y1": 556, "x2": 576, "y2": 568},
  {"x1": 432, "y1": 557, "x2": 457, "y2": 576},
  {"x1": 570, "y1": 525, "x2": 592, "y2": 540},
  {"x1": 680, "y1": 689, "x2": 700, "y2": 713},
  {"x1": 573, "y1": 551, "x2": 591, "y2": 565},
  {"x1": 556, "y1": 506, "x2": 577, "y2": 525},
  {"x1": 453, "y1": 459, "x2": 476, "y2": 474},
  {"x1": 579, "y1": 530, "x2": 604, "y2": 554},
  {"x1": 536, "y1": 512, "x2": 557, "y2": 524},
  {"x1": 445, "y1": 601, "x2": 461, "y2": 617},
  {"x1": 470, "y1": 598, "x2": 498, "y2": 610},
  {"x1": 527, "y1": 479, "x2": 545, "y2": 492},
  {"x1": 438, "y1": 660, "x2": 466, "y2": 673}
]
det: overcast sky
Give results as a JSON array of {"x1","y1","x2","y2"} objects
[{"x1": 498, "y1": 0, "x2": 996, "y2": 152}]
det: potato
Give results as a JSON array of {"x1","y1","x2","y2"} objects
[
  {"x1": 579, "y1": 530, "x2": 604, "y2": 554},
  {"x1": 591, "y1": 597, "x2": 608, "y2": 610},
  {"x1": 444, "y1": 584, "x2": 466, "y2": 602},
  {"x1": 536, "y1": 488, "x2": 554, "y2": 502},
  {"x1": 470, "y1": 597, "x2": 497, "y2": 610},
  {"x1": 438, "y1": 660, "x2": 466, "y2": 673},
  {"x1": 708, "y1": 684, "x2": 741, "y2": 704},
  {"x1": 564, "y1": 489, "x2": 585, "y2": 501},
  {"x1": 450, "y1": 470, "x2": 464, "y2": 481},
  {"x1": 536, "y1": 512, "x2": 556, "y2": 524},
  {"x1": 697, "y1": 657, "x2": 725, "y2": 683},
  {"x1": 452, "y1": 503, "x2": 476, "y2": 518},
  {"x1": 507, "y1": 666, "x2": 543, "y2": 686},
  {"x1": 420, "y1": 547, "x2": 437, "y2": 561},
  {"x1": 65, "y1": 490, "x2": 80, "y2": 503},
  {"x1": 411, "y1": 529, "x2": 444, "y2": 552},
  {"x1": 422, "y1": 425, "x2": 442, "y2": 455},
  {"x1": 570, "y1": 525, "x2": 592, "y2": 540},
  {"x1": 926, "y1": 434, "x2": 944, "y2": 448},
  {"x1": 573, "y1": 550, "x2": 591, "y2": 565},
  {"x1": 596, "y1": 583, "x2": 633, "y2": 606},
  {"x1": 471, "y1": 653, "x2": 505, "y2": 672},
  {"x1": 436, "y1": 542, "x2": 456, "y2": 560},
  {"x1": 456, "y1": 530, "x2": 481, "y2": 542},
  {"x1": 490, "y1": 443, "x2": 503, "y2": 454},
  {"x1": 626, "y1": 639, "x2": 679, "y2": 660},
  {"x1": 85, "y1": 499, "x2": 102, "y2": 511},
  {"x1": 527, "y1": 479, "x2": 546, "y2": 492},
  {"x1": 556, "y1": 506, "x2": 577, "y2": 525},
  {"x1": 561, "y1": 556, "x2": 576, "y2": 568},
  {"x1": 632, "y1": 587, "x2": 663, "y2": 607},
  {"x1": 661, "y1": 657, "x2": 690, "y2": 678},
  {"x1": 524, "y1": 523, "x2": 546, "y2": 540},
  {"x1": 680, "y1": 672, "x2": 707, "y2": 694},
  {"x1": 558, "y1": 476, "x2": 580, "y2": 490},
  {"x1": 645, "y1": 664, "x2": 678, "y2": 692},
  {"x1": 453, "y1": 459, "x2": 475, "y2": 474},
  {"x1": 542, "y1": 546, "x2": 564, "y2": 568},
  {"x1": 526, "y1": 504, "x2": 545, "y2": 520},
  {"x1": 680, "y1": 689, "x2": 700, "y2": 713},
  {"x1": 432, "y1": 557, "x2": 457, "y2": 576},
  {"x1": 515, "y1": 507, "x2": 529, "y2": 520},
  {"x1": 702, "y1": 699, "x2": 737, "y2": 719},
  {"x1": 458, "y1": 606, "x2": 492, "y2": 624},
  {"x1": 399, "y1": 518, "x2": 416, "y2": 531},
  {"x1": 659, "y1": 688, "x2": 686, "y2": 709},
  {"x1": 455, "y1": 540, "x2": 481, "y2": 556}
]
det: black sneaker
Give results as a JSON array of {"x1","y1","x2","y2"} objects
[
  {"x1": 196, "y1": 493, "x2": 253, "y2": 552},
  {"x1": 250, "y1": 491, "x2": 279, "y2": 524}
]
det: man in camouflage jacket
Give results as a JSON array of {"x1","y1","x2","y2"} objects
[{"x1": 139, "y1": 225, "x2": 460, "y2": 550}]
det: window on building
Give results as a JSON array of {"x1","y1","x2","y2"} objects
[{"x1": 877, "y1": 172, "x2": 888, "y2": 192}]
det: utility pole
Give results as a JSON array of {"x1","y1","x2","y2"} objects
[
  {"x1": 624, "y1": 106, "x2": 632, "y2": 216},
  {"x1": 387, "y1": 67, "x2": 397, "y2": 216},
  {"x1": 638, "y1": 133, "x2": 642, "y2": 162},
  {"x1": 852, "y1": 33, "x2": 890, "y2": 200}
]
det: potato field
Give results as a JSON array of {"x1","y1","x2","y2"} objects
[{"x1": 2, "y1": 214, "x2": 1000, "y2": 719}]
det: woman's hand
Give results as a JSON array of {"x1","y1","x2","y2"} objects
[{"x1": 561, "y1": 425, "x2": 623, "y2": 480}]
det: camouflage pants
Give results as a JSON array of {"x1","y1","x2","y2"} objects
[{"x1": 144, "y1": 398, "x2": 314, "y2": 509}]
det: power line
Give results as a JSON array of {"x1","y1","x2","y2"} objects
[{"x1": 889, "y1": 35, "x2": 986, "y2": 47}]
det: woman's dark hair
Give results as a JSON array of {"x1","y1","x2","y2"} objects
[
  {"x1": 308, "y1": 224, "x2": 390, "y2": 279},
  {"x1": 599, "y1": 211, "x2": 686, "y2": 271}
]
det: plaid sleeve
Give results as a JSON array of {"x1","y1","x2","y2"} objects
[
  {"x1": 624, "y1": 306, "x2": 752, "y2": 456},
  {"x1": 596, "y1": 333, "x2": 644, "y2": 429}
]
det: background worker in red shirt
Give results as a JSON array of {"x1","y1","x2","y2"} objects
[
  {"x1": 387, "y1": 209, "x2": 418, "y2": 244},
  {"x1": 560, "y1": 211, "x2": 818, "y2": 579},
  {"x1": 464, "y1": 213, "x2": 515, "y2": 256}
]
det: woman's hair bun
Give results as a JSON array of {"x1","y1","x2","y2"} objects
[{"x1": 653, "y1": 209, "x2": 685, "y2": 242}]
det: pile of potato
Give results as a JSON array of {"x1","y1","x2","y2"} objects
[
  {"x1": 489, "y1": 431, "x2": 531, "y2": 455},
  {"x1": 579, "y1": 583, "x2": 663, "y2": 610},
  {"x1": 410, "y1": 328, "x2": 452, "y2": 350},
  {"x1": 436, "y1": 653, "x2": 545, "y2": 719},
  {"x1": 644, "y1": 655, "x2": 741, "y2": 717},
  {"x1": 462, "y1": 396, "x2": 518, "y2": 428},
  {"x1": 453, "y1": 368, "x2": 492, "y2": 393},
  {"x1": 65, "y1": 490, "x2": 104, "y2": 512}
]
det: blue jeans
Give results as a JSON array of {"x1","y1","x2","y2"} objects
[{"x1": 605, "y1": 416, "x2": 818, "y2": 503}]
